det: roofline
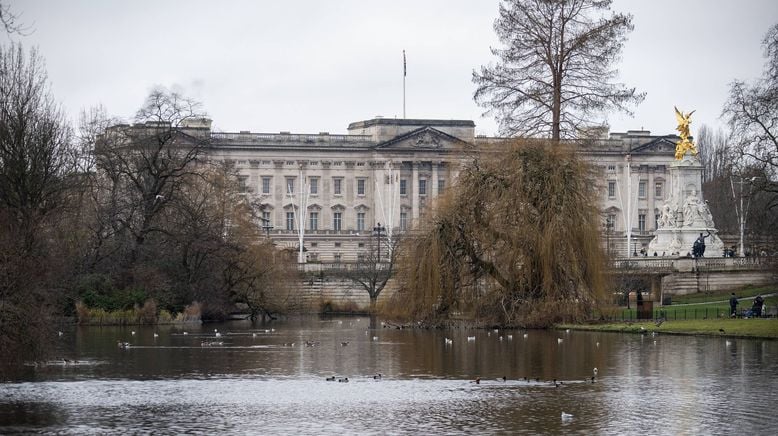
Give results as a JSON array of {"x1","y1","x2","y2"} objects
[{"x1": 348, "y1": 118, "x2": 476, "y2": 130}]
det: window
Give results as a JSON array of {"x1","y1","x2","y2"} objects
[
  {"x1": 400, "y1": 179, "x2": 407, "y2": 195},
  {"x1": 334, "y1": 242, "x2": 341, "y2": 248},
  {"x1": 333, "y1": 178, "x2": 343, "y2": 195},
  {"x1": 607, "y1": 165, "x2": 616, "y2": 172},
  {"x1": 357, "y1": 212, "x2": 365, "y2": 231},
  {"x1": 357, "y1": 178, "x2": 366, "y2": 196},
  {"x1": 606, "y1": 214, "x2": 615, "y2": 231},
  {"x1": 357, "y1": 253, "x2": 366, "y2": 262},
  {"x1": 309, "y1": 212, "x2": 318, "y2": 230},
  {"x1": 286, "y1": 177, "x2": 295, "y2": 194},
  {"x1": 655, "y1": 182, "x2": 663, "y2": 198},
  {"x1": 638, "y1": 180, "x2": 647, "y2": 198},
  {"x1": 638, "y1": 213, "x2": 646, "y2": 232},
  {"x1": 438, "y1": 179, "x2": 445, "y2": 193},
  {"x1": 358, "y1": 242, "x2": 365, "y2": 248},
  {"x1": 310, "y1": 242, "x2": 318, "y2": 247},
  {"x1": 419, "y1": 179, "x2": 427, "y2": 196},
  {"x1": 608, "y1": 181, "x2": 616, "y2": 198},
  {"x1": 262, "y1": 177, "x2": 271, "y2": 194},
  {"x1": 238, "y1": 176, "x2": 249, "y2": 193},
  {"x1": 334, "y1": 253, "x2": 341, "y2": 263},
  {"x1": 261, "y1": 211, "x2": 271, "y2": 227},
  {"x1": 400, "y1": 212, "x2": 408, "y2": 231},
  {"x1": 333, "y1": 212, "x2": 342, "y2": 231},
  {"x1": 309, "y1": 177, "x2": 319, "y2": 195},
  {"x1": 286, "y1": 212, "x2": 295, "y2": 231}
]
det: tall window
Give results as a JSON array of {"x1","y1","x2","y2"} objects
[
  {"x1": 400, "y1": 179, "x2": 407, "y2": 195},
  {"x1": 309, "y1": 177, "x2": 319, "y2": 195},
  {"x1": 333, "y1": 212, "x2": 342, "y2": 231},
  {"x1": 438, "y1": 179, "x2": 445, "y2": 193},
  {"x1": 286, "y1": 177, "x2": 295, "y2": 194},
  {"x1": 400, "y1": 212, "x2": 408, "y2": 231},
  {"x1": 638, "y1": 213, "x2": 646, "y2": 232},
  {"x1": 357, "y1": 212, "x2": 365, "y2": 231},
  {"x1": 238, "y1": 176, "x2": 249, "y2": 193},
  {"x1": 286, "y1": 212, "x2": 295, "y2": 231},
  {"x1": 333, "y1": 178, "x2": 343, "y2": 195},
  {"x1": 309, "y1": 212, "x2": 318, "y2": 230},
  {"x1": 655, "y1": 181, "x2": 663, "y2": 198},
  {"x1": 606, "y1": 214, "x2": 615, "y2": 231},
  {"x1": 334, "y1": 253, "x2": 341, "y2": 263},
  {"x1": 419, "y1": 179, "x2": 427, "y2": 196},
  {"x1": 638, "y1": 180, "x2": 647, "y2": 198},
  {"x1": 261, "y1": 211, "x2": 271, "y2": 227},
  {"x1": 608, "y1": 181, "x2": 616, "y2": 198},
  {"x1": 357, "y1": 178, "x2": 366, "y2": 196},
  {"x1": 261, "y1": 177, "x2": 271, "y2": 194}
]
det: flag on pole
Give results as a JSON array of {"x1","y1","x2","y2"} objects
[{"x1": 403, "y1": 50, "x2": 406, "y2": 77}]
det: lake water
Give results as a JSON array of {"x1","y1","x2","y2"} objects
[{"x1": 2, "y1": 316, "x2": 776, "y2": 435}]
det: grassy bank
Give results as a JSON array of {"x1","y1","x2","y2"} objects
[
  {"x1": 670, "y1": 285, "x2": 777, "y2": 305},
  {"x1": 560, "y1": 318, "x2": 778, "y2": 339}
]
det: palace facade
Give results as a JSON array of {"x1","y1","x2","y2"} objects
[{"x1": 203, "y1": 117, "x2": 679, "y2": 261}]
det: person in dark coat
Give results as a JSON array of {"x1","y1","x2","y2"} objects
[
  {"x1": 753, "y1": 295, "x2": 764, "y2": 317},
  {"x1": 729, "y1": 293, "x2": 739, "y2": 317}
]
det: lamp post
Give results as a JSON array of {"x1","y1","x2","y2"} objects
[
  {"x1": 260, "y1": 217, "x2": 273, "y2": 238},
  {"x1": 373, "y1": 222, "x2": 386, "y2": 263}
]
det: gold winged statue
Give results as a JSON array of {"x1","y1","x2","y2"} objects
[{"x1": 674, "y1": 106, "x2": 698, "y2": 160}]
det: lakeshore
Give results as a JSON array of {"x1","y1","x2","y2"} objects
[{"x1": 560, "y1": 318, "x2": 778, "y2": 339}]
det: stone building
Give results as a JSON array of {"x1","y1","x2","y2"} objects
[{"x1": 204, "y1": 116, "x2": 679, "y2": 260}]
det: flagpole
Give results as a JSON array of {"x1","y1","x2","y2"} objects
[{"x1": 403, "y1": 50, "x2": 406, "y2": 119}]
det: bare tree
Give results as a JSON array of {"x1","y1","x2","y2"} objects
[
  {"x1": 93, "y1": 89, "x2": 210, "y2": 269},
  {"x1": 0, "y1": 43, "x2": 75, "y2": 372},
  {"x1": 723, "y1": 23, "x2": 778, "y2": 203},
  {"x1": 0, "y1": 2, "x2": 29, "y2": 35},
  {"x1": 697, "y1": 124, "x2": 735, "y2": 182},
  {"x1": 473, "y1": 0, "x2": 644, "y2": 140},
  {"x1": 346, "y1": 233, "x2": 402, "y2": 312}
]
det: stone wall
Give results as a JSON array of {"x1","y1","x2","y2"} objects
[{"x1": 290, "y1": 271, "x2": 400, "y2": 313}]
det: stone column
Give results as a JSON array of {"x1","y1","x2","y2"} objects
[
  {"x1": 431, "y1": 161, "x2": 439, "y2": 198},
  {"x1": 411, "y1": 162, "x2": 419, "y2": 221}
]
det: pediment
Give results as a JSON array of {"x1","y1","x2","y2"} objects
[
  {"x1": 632, "y1": 137, "x2": 677, "y2": 154},
  {"x1": 374, "y1": 126, "x2": 471, "y2": 151}
]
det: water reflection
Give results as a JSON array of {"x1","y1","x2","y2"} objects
[{"x1": 1, "y1": 316, "x2": 777, "y2": 434}]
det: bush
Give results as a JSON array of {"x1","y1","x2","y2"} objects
[{"x1": 74, "y1": 274, "x2": 149, "y2": 312}]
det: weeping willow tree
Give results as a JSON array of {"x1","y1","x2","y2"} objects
[{"x1": 394, "y1": 140, "x2": 605, "y2": 327}]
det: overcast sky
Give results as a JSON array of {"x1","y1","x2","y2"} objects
[{"x1": 5, "y1": 0, "x2": 777, "y2": 137}]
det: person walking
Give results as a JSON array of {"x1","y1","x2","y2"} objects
[{"x1": 729, "y1": 293, "x2": 739, "y2": 318}]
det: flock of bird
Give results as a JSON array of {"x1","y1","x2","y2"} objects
[{"x1": 66, "y1": 325, "x2": 621, "y2": 422}]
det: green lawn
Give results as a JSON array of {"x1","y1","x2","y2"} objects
[
  {"x1": 670, "y1": 285, "x2": 776, "y2": 305},
  {"x1": 561, "y1": 318, "x2": 778, "y2": 339},
  {"x1": 605, "y1": 284, "x2": 778, "y2": 321}
]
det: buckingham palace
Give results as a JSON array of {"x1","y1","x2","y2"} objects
[{"x1": 201, "y1": 116, "x2": 679, "y2": 261}]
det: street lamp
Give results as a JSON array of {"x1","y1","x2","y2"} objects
[
  {"x1": 260, "y1": 217, "x2": 273, "y2": 238},
  {"x1": 373, "y1": 222, "x2": 386, "y2": 263}
]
